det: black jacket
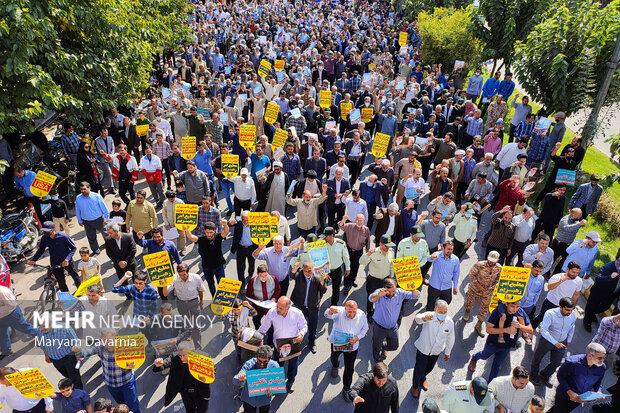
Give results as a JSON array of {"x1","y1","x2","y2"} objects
[
  {"x1": 350, "y1": 373, "x2": 399, "y2": 413},
  {"x1": 105, "y1": 232, "x2": 137, "y2": 267},
  {"x1": 325, "y1": 177, "x2": 351, "y2": 209},
  {"x1": 230, "y1": 222, "x2": 253, "y2": 255},
  {"x1": 289, "y1": 269, "x2": 326, "y2": 311},
  {"x1": 152, "y1": 353, "x2": 211, "y2": 407}
]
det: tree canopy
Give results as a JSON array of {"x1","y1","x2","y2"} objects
[
  {"x1": 0, "y1": 0, "x2": 192, "y2": 133},
  {"x1": 513, "y1": 0, "x2": 620, "y2": 116}
]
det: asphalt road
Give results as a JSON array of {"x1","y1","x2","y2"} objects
[{"x1": 2, "y1": 162, "x2": 616, "y2": 413}]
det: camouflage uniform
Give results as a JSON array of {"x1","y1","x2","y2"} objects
[{"x1": 464, "y1": 261, "x2": 502, "y2": 322}]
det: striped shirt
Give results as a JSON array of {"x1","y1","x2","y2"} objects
[
  {"x1": 464, "y1": 115, "x2": 483, "y2": 136},
  {"x1": 36, "y1": 328, "x2": 79, "y2": 360},
  {"x1": 80, "y1": 345, "x2": 134, "y2": 388},
  {"x1": 111, "y1": 284, "x2": 158, "y2": 318},
  {"x1": 592, "y1": 316, "x2": 620, "y2": 353},
  {"x1": 151, "y1": 141, "x2": 171, "y2": 160}
]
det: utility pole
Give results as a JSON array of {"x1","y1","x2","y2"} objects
[{"x1": 581, "y1": 30, "x2": 620, "y2": 148}]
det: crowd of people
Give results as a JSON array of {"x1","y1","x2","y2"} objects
[{"x1": 2, "y1": 0, "x2": 620, "y2": 413}]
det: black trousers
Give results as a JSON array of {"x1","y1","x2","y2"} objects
[
  {"x1": 532, "y1": 298, "x2": 558, "y2": 329},
  {"x1": 13, "y1": 398, "x2": 46, "y2": 413},
  {"x1": 508, "y1": 123, "x2": 516, "y2": 143},
  {"x1": 366, "y1": 201, "x2": 377, "y2": 230},
  {"x1": 426, "y1": 285, "x2": 452, "y2": 311},
  {"x1": 161, "y1": 159, "x2": 172, "y2": 189},
  {"x1": 548, "y1": 397, "x2": 580, "y2": 413},
  {"x1": 328, "y1": 203, "x2": 346, "y2": 228},
  {"x1": 421, "y1": 246, "x2": 439, "y2": 277},
  {"x1": 552, "y1": 239, "x2": 571, "y2": 269},
  {"x1": 453, "y1": 239, "x2": 467, "y2": 259},
  {"x1": 365, "y1": 276, "x2": 385, "y2": 317},
  {"x1": 236, "y1": 246, "x2": 255, "y2": 288},
  {"x1": 532, "y1": 220, "x2": 556, "y2": 242},
  {"x1": 118, "y1": 179, "x2": 135, "y2": 206},
  {"x1": 234, "y1": 197, "x2": 252, "y2": 216},
  {"x1": 344, "y1": 248, "x2": 363, "y2": 288},
  {"x1": 180, "y1": 389, "x2": 209, "y2": 413},
  {"x1": 52, "y1": 265, "x2": 81, "y2": 293},
  {"x1": 506, "y1": 240, "x2": 528, "y2": 267},
  {"x1": 51, "y1": 353, "x2": 83, "y2": 389},
  {"x1": 347, "y1": 159, "x2": 362, "y2": 186},
  {"x1": 329, "y1": 267, "x2": 343, "y2": 306},
  {"x1": 485, "y1": 244, "x2": 509, "y2": 265},
  {"x1": 412, "y1": 350, "x2": 439, "y2": 389},
  {"x1": 243, "y1": 402, "x2": 270, "y2": 413},
  {"x1": 330, "y1": 346, "x2": 358, "y2": 391},
  {"x1": 279, "y1": 277, "x2": 290, "y2": 299}
]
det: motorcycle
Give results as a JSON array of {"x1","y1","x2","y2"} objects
[{"x1": 0, "y1": 207, "x2": 39, "y2": 262}]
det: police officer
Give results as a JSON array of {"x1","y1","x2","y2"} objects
[
  {"x1": 360, "y1": 234, "x2": 396, "y2": 318},
  {"x1": 442, "y1": 377, "x2": 494, "y2": 413},
  {"x1": 323, "y1": 227, "x2": 351, "y2": 306},
  {"x1": 396, "y1": 225, "x2": 430, "y2": 263},
  {"x1": 417, "y1": 398, "x2": 448, "y2": 413}
]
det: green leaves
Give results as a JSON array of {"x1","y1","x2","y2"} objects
[{"x1": 0, "y1": 0, "x2": 191, "y2": 133}]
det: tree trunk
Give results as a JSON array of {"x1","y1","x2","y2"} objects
[{"x1": 490, "y1": 59, "x2": 497, "y2": 76}]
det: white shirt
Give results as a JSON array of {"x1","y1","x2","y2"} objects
[
  {"x1": 258, "y1": 306, "x2": 308, "y2": 347},
  {"x1": 511, "y1": 214, "x2": 536, "y2": 243},
  {"x1": 0, "y1": 371, "x2": 54, "y2": 411},
  {"x1": 496, "y1": 142, "x2": 527, "y2": 169},
  {"x1": 488, "y1": 375, "x2": 535, "y2": 413},
  {"x1": 230, "y1": 176, "x2": 257, "y2": 203},
  {"x1": 414, "y1": 311, "x2": 455, "y2": 356},
  {"x1": 166, "y1": 273, "x2": 205, "y2": 301},
  {"x1": 324, "y1": 307, "x2": 369, "y2": 351},
  {"x1": 546, "y1": 273, "x2": 583, "y2": 305},
  {"x1": 386, "y1": 215, "x2": 396, "y2": 237},
  {"x1": 156, "y1": 118, "x2": 173, "y2": 140},
  {"x1": 140, "y1": 154, "x2": 163, "y2": 172},
  {"x1": 79, "y1": 296, "x2": 117, "y2": 338},
  {"x1": 329, "y1": 163, "x2": 350, "y2": 180},
  {"x1": 335, "y1": 178, "x2": 342, "y2": 204},
  {"x1": 343, "y1": 196, "x2": 368, "y2": 225}
]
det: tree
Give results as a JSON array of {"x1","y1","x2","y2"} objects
[
  {"x1": 0, "y1": 0, "x2": 192, "y2": 133},
  {"x1": 513, "y1": 0, "x2": 620, "y2": 119},
  {"x1": 416, "y1": 7, "x2": 483, "y2": 69},
  {"x1": 469, "y1": 0, "x2": 550, "y2": 73},
  {"x1": 401, "y1": 0, "x2": 473, "y2": 17}
]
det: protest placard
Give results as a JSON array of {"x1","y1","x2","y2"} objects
[
  {"x1": 453, "y1": 60, "x2": 465, "y2": 71},
  {"x1": 221, "y1": 154, "x2": 239, "y2": 178},
  {"x1": 276, "y1": 337, "x2": 302, "y2": 361},
  {"x1": 247, "y1": 367, "x2": 287, "y2": 396},
  {"x1": 187, "y1": 351, "x2": 215, "y2": 383},
  {"x1": 258, "y1": 59, "x2": 272, "y2": 78},
  {"x1": 392, "y1": 256, "x2": 423, "y2": 290},
  {"x1": 349, "y1": 109, "x2": 361, "y2": 125},
  {"x1": 398, "y1": 31, "x2": 408, "y2": 46},
  {"x1": 274, "y1": 60, "x2": 285, "y2": 71},
  {"x1": 181, "y1": 136, "x2": 196, "y2": 160},
  {"x1": 5, "y1": 368, "x2": 54, "y2": 399},
  {"x1": 29, "y1": 170, "x2": 57, "y2": 198},
  {"x1": 533, "y1": 117, "x2": 552, "y2": 135},
  {"x1": 272, "y1": 128, "x2": 288, "y2": 148},
  {"x1": 319, "y1": 90, "x2": 332, "y2": 108},
  {"x1": 555, "y1": 169, "x2": 576, "y2": 186},
  {"x1": 151, "y1": 338, "x2": 177, "y2": 357},
  {"x1": 114, "y1": 334, "x2": 146, "y2": 369},
  {"x1": 361, "y1": 107, "x2": 374, "y2": 123},
  {"x1": 143, "y1": 250, "x2": 174, "y2": 287},
  {"x1": 248, "y1": 212, "x2": 273, "y2": 245},
  {"x1": 307, "y1": 240, "x2": 330, "y2": 281},
  {"x1": 135, "y1": 124, "x2": 149, "y2": 136},
  {"x1": 495, "y1": 266, "x2": 531, "y2": 302},
  {"x1": 239, "y1": 125, "x2": 256, "y2": 148},
  {"x1": 340, "y1": 101, "x2": 353, "y2": 121},
  {"x1": 333, "y1": 330, "x2": 355, "y2": 352},
  {"x1": 73, "y1": 275, "x2": 102, "y2": 297},
  {"x1": 174, "y1": 203, "x2": 199, "y2": 231},
  {"x1": 264, "y1": 101, "x2": 280, "y2": 124},
  {"x1": 371, "y1": 132, "x2": 390, "y2": 158},
  {"x1": 211, "y1": 278, "x2": 243, "y2": 315}
]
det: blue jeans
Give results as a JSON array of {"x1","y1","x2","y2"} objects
[
  {"x1": 221, "y1": 181, "x2": 234, "y2": 211},
  {"x1": 0, "y1": 305, "x2": 40, "y2": 353},
  {"x1": 278, "y1": 355, "x2": 299, "y2": 385},
  {"x1": 203, "y1": 266, "x2": 224, "y2": 296},
  {"x1": 108, "y1": 379, "x2": 140, "y2": 413},
  {"x1": 472, "y1": 343, "x2": 511, "y2": 382}
]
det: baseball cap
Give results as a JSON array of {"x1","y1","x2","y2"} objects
[
  {"x1": 40, "y1": 221, "x2": 55, "y2": 233},
  {"x1": 487, "y1": 251, "x2": 500, "y2": 263},
  {"x1": 586, "y1": 231, "x2": 602, "y2": 243},
  {"x1": 421, "y1": 399, "x2": 440, "y2": 413},
  {"x1": 471, "y1": 377, "x2": 492, "y2": 405},
  {"x1": 380, "y1": 235, "x2": 396, "y2": 247},
  {"x1": 410, "y1": 225, "x2": 425, "y2": 237},
  {"x1": 323, "y1": 227, "x2": 335, "y2": 236},
  {"x1": 306, "y1": 233, "x2": 318, "y2": 242},
  {"x1": 240, "y1": 168, "x2": 249, "y2": 176}
]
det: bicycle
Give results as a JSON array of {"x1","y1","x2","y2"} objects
[{"x1": 32, "y1": 264, "x2": 61, "y2": 313}]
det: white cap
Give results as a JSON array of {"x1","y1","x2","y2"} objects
[{"x1": 240, "y1": 168, "x2": 249, "y2": 176}]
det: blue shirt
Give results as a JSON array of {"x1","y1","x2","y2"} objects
[
  {"x1": 379, "y1": 115, "x2": 398, "y2": 137},
  {"x1": 58, "y1": 388, "x2": 91, "y2": 413},
  {"x1": 556, "y1": 354, "x2": 605, "y2": 398},
  {"x1": 250, "y1": 153, "x2": 271, "y2": 180},
  {"x1": 233, "y1": 358, "x2": 281, "y2": 407},
  {"x1": 75, "y1": 192, "x2": 109, "y2": 223},
  {"x1": 14, "y1": 170, "x2": 37, "y2": 197},
  {"x1": 192, "y1": 149, "x2": 213, "y2": 175},
  {"x1": 498, "y1": 79, "x2": 515, "y2": 99},
  {"x1": 36, "y1": 328, "x2": 78, "y2": 360},
  {"x1": 137, "y1": 238, "x2": 182, "y2": 265},
  {"x1": 520, "y1": 274, "x2": 545, "y2": 309},
  {"x1": 240, "y1": 224, "x2": 252, "y2": 247},
  {"x1": 31, "y1": 231, "x2": 77, "y2": 265},
  {"x1": 111, "y1": 284, "x2": 158, "y2": 318},
  {"x1": 399, "y1": 208, "x2": 418, "y2": 236},
  {"x1": 370, "y1": 288, "x2": 419, "y2": 328},
  {"x1": 540, "y1": 307, "x2": 576, "y2": 345},
  {"x1": 428, "y1": 252, "x2": 460, "y2": 291},
  {"x1": 256, "y1": 246, "x2": 292, "y2": 282},
  {"x1": 487, "y1": 307, "x2": 530, "y2": 348},
  {"x1": 562, "y1": 239, "x2": 598, "y2": 277},
  {"x1": 481, "y1": 77, "x2": 500, "y2": 98}
]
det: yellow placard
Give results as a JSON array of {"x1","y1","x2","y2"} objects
[
  {"x1": 272, "y1": 128, "x2": 288, "y2": 148},
  {"x1": 181, "y1": 136, "x2": 197, "y2": 161},
  {"x1": 361, "y1": 107, "x2": 374, "y2": 123},
  {"x1": 211, "y1": 278, "x2": 243, "y2": 315},
  {"x1": 144, "y1": 250, "x2": 175, "y2": 287},
  {"x1": 399, "y1": 31, "x2": 408, "y2": 47},
  {"x1": 392, "y1": 256, "x2": 423, "y2": 290},
  {"x1": 114, "y1": 334, "x2": 146, "y2": 369},
  {"x1": 5, "y1": 368, "x2": 54, "y2": 399},
  {"x1": 340, "y1": 102, "x2": 353, "y2": 121},
  {"x1": 371, "y1": 132, "x2": 391, "y2": 158},
  {"x1": 30, "y1": 170, "x2": 57, "y2": 198},
  {"x1": 274, "y1": 60, "x2": 285, "y2": 71},
  {"x1": 239, "y1": 124, "x2": 256, "y2": 148},
  {"x1": 319, "y1": 90, "x2": 332, "y2": 108},
  {"x1": 135, "y1": 124, "x2": 149, "y2": 136},
  {"x1": 174, "y1": 203, "x2": 199, "y2": 231},
  {"x1": 495, "y1": 266, "x2": 531, "y2": 303},
  {"x1": 248, "y1": 212, "x2": 273, "y2": 245},
  {"x1": 264, "y1": 101, "x2": 280, "y2": 124},
  {"x1": 188, "y1": 350, "x2": 215, "y2": 383},
  {"x1": 258, "y1": 59, "x2": 272, "y2": 78},
  {"x1": 270, "y1": 216, "x2": 279, "y2": 238},
  {"x1": 221, "y1": 154, "x2": 239, "y2": 178},
  {"x1": 489, "y1": 284, "x2": 500, "y2": 313},
  {"x1": 73, "y1": 275, "x2": 102, "y2": 297}
]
